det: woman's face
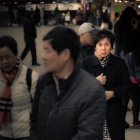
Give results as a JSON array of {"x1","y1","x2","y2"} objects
[{"x1": 95, "y1": 37, "x2": 111, "y2": 58}]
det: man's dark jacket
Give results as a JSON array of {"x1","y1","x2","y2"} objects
[
  {"x1": 81, "y1": 54, "x2": 131, "y2": 140},
  {"x1": 30, "y1": 66, "x2": 106, "y2": 140},
  {"x1": 78, "y1": 44, "x2": 94, "y2": 64}
]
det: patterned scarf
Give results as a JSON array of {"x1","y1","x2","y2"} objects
[
  {"x1": 94, "y1": 51, "x2": 110, "y2": 68},
  {"x1": 103, "y1": 120, "x2": 111, "y2": 140},
  {"x1": 94, "y1": 52, "x2": 111, "y2": 139},
  {"x1": 0, "y1": 59, "x2": 20, "y2": 130}
]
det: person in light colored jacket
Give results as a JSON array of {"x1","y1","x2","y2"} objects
[{"x1": 0, "y1": 35, "x2": 39, "y2": 140}]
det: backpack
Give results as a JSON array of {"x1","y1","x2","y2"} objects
[{"x1": 26, "y1": 68, "x2": 33, "y2": 103}]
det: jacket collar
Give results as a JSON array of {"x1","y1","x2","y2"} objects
[
  {"x1": 92, "y1": 53, "x2": 115, "y2": 67},
  {"x1": 45, "y1": 64, "x2": 80, "y2": 98},
  {"x1": 46, "y1": 64, "x2": 80, "y2": 87}
]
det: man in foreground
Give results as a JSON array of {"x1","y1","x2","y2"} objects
[{"x1": 30, "y1": 26, "x2": 106, "y2": 140}]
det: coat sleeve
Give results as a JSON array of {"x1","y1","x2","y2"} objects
[
  {"x1": 112, "y1": 59, "x2": 131, "y2": 98},
  {"x1": 80, "y1": 56, "x2": 91, "y2": 72},
  {"x1": 72, "y1": 82, "x2": 106, "y2": 140}
]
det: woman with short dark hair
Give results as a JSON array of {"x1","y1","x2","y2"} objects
[{"x1": 81, "y1": 30, "x2": 130, "y2": 140}]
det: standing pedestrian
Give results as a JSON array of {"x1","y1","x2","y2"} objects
[
  {"x1": 81, "y1": 30, "x2": 130, "y2": 140},
  {"x1": 30, "y1": 26, "x2": 106, "y2": 140}
]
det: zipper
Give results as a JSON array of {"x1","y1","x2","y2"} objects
[
  {"x1": 46, "y1": 110, "x2": 53, "y2": 127},
  {"x1": 45, "y1": 110, "x2": 54, "y2": 139}
]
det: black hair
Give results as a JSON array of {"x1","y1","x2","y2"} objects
[
  {"x1": 0, "y1": 35, "x2": 18, "y2": 56},
  {"x1": 114, "y1": 7, "x2": 138, "y2": 54},
  {"x1": 120, "y1": 7, "x2": 137, "y2": 26},
  {"x1": 93, "y1": 30, "x2": 114, "y2": 49},
  {"x1": 43, "y1": 26, "x2": 80, "y2": 62},
  {"x1": 115, "y1": 12, "x2": 120, "y2": 18}
]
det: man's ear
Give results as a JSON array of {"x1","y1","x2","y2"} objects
[{"x1": 63, "y1": 48, "x2": 71, "y2": 61}]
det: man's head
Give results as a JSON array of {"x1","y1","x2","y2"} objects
[
  {"x1": 42, "y1": 26, "x2": 80, "y2": 74},
  {"x1": 0, "y1": 36, "x2": 18, "y2": 72},
  {"x1": 79, "y1": 22, "x2": 97, "y2": 45}
]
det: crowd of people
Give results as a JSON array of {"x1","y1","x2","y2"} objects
[
  {"x1": 2, "y1": 5, "x2": 104, "y2": 27},
  {"x1": 0, "y1": 6, "x2": 140, "y2": 140}
]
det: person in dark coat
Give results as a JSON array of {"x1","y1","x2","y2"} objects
[
  {"x1": 81, "y1": 30, "x2": 130, "y2": 140},
  {"x1": 20, "y1": 13, "x2": 40, "y2": 66},
  {"x1": 114, "y1": 7, "x2": 140, "y2": 129},
  {"x1": 30, "y1": 26, "x2": 106, "y2": 140},
  {"x1": 34, "y1": 6, "x2": 40, "y2": 26},
  {"x1": 54, "y1": 6, "x2": 59, "y2": 25},
  {"x1": 121, "y1": 52, "x2": 140, "y2": 128}
]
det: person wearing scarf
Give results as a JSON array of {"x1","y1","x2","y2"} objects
[
  {"x1": 0, "y1": 59, "x2": 19, "y2": 130},
  {"x1": 0, "y1": 36, "x2": 39, "y2": 140},
  {"x1": 81, "y1": 30, "x2": 131, "y2": 140}
]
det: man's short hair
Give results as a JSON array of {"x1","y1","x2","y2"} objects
[
  {"x1": 0, "y1": 35, "x2": 18, "y2": 56},
  {"x1": 79, "y1": 22, "x2": 95, "y2": 35},
  {"x1": 43, "y1": 26, "x2": 80, "y2": 62}
]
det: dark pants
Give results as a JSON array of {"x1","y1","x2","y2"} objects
[
  {"x1": 130, "y1": 84, "x2": 140, "y2": 123},
  {"x1": 0, "y1": 135, "x2": 29, "y2": 140},
  {"x1": 122, "y1": 94, "x2": 130, "y2": 121},
  {"x1": 20, "y1": 39, "x2": 37, "y2": 65},
  {"x1": 122, "y1": 83, "x2": 140, "y2": 123}
]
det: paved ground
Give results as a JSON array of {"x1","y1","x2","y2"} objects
[{"x1": 0, "y1": 25, "x2": 140, "y2": 140}]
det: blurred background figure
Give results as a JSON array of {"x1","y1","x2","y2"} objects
[
  {"x1": 54, "y1": 5, "x2": 59, "y2": 25},
  {"x1": 114, "y1": 6, "x2": 138, "y2": 56},
  {"x1": 100, "y1": 9, "x2": 112, "y2": 31},
  {"x1": 20, "y1": 13, "x2": 40, "y2": 66},
  {"x1": 34, "y1": 6, "x2": 40, "y2": 26},
  {"x1": 78, "y1": 22, "x2": 99, "y2": 63},
  {"x1": 112, "y1": 12, "x2": 120, "y2": 28},
  {"x1": 8, "y1": 5, "x2": 14, "y2": 27},
  {"x1": 40, "y1": 8, "x2": 45, "y2": 26},
  {"x1": 0, "y1": 35, "x2": 39, "y2": 140},
  {"x1": 114, "y1": 6, "x2": 140, "y2": 129},
  {"x1": 75, "y1": 8, "x2": 84, "y2": 25},
  {"x1": 65, "y1": 10, "x2": 71, "y2": 25}
]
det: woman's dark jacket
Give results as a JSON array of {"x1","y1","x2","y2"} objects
[
  {"x1": 81, "y1": 54, "x2": 131, "y2": 140},
  {"x1": 30, "y1": 66, "x2": 106, "y2": 140}
]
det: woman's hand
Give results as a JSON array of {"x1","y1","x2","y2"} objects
[
  {"x1": 105, "y1": 91, "x2": 114, "y2": 100},
  {"x1": 96, "y1": 73, "x2": 106, "y2": 85}
]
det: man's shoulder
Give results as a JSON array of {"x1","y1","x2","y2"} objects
[
  {"x1": 79, "y1": 68, "x2": 103, "y2": 89},
  {"x1": 82, "y1": 55, "x2": 97, "y2": 65},
  {"x1": 77, "y1": 69, "x2": 105, "y2": 99},
  {"x1": 38, "y1": 72, "x2": 50, "y2": 83}
]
